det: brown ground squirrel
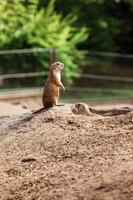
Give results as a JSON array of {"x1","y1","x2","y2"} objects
[
  {"x1": 71, "y1": 103, "x2": 132, "y2": 116},
  {"x1": 42, "y1": 62, "x2": 65, "y2": 108}
]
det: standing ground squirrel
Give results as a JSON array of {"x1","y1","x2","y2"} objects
[{"x1": 42, "y1": 62, "x2": 65, "y2": 108}]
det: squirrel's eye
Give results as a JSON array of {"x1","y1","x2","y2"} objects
[{"x1": 56, "y1": 63, "x2": 60, "y2": 65}]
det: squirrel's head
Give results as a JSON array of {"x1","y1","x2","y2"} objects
[{"x1": 50, "y1": 62, "x2": 64, "y2": 71}]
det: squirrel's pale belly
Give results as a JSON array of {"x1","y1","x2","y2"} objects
[{"x1": 54, "y1": 71, "x2": 61, "y2": 81}]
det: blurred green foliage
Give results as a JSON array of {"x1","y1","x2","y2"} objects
[
  {"x1": 0, "y1": 0, "x2": 133, "y2": 87},
  {"x1": 0, "y1": 0, "x2": 88, "y2": 84},
  {"x1": 44, "y1": 0, "x2": 133, "y2": 53}
]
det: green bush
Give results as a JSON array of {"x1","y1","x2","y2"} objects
[{"x1": 0, "y1": 0, "x2": 88, "y2": 84}]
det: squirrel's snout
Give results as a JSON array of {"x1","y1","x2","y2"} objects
[
  {"x1": 60, "y1": 64, "x2": 64, "y2": 70},
  {"x1": 59, "y1": 63, "x2": 64, "y2": 70}
]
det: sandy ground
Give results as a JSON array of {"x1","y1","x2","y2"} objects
[
  {"x1": 3, "y1": 96, "x2": 133, "y2": 110},
  {"x1": 0, "y1": 101, "x2": 30, "y2": 116},
  {"x1": 0, "y1": 101, "x2": 133, "y2": 200}
]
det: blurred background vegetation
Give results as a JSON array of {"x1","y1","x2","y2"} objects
[{"x1": 0, "y1": 0, "x2": 133, "y2": 101}]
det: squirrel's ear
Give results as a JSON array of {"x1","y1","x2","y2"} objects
[
  {"x1": 49, "y1": 64, "x2": 55, "y2": 70},
  {"x1": 49, "y1": 62, "x2": 54, "y2": 67},
  {"x1": 49, "y1": 65, "x2": 52, "y2": 70}
]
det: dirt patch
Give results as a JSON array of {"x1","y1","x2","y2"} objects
[
  {"x1": 0, "y1": 104, "x2": 133, "y2": 200},
  {"x1": 0, "y1": 102, "x2": 29, "y2": 116}
]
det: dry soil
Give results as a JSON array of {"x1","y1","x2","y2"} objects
[{"x1": 0, "y1": 102, "x2": 133, "y2": 200}]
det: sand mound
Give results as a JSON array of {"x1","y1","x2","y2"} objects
[{"x1": 0, "y1": 105, "x2": 133, "y2": 200}]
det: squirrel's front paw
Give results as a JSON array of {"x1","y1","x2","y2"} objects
[{"x1": 61, "y1": 86, "x2": 65, "y2": 92}]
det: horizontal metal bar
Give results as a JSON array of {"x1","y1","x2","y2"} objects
[
  {"x1": 0, "y1": 48, "x2": 49, "y2": 55},
  {"x1": 0, "y1": 48, "x2": 133, "y2": 58},
  {"x1": 0, "y1": 72, "x2": 133, "y2": 82}
]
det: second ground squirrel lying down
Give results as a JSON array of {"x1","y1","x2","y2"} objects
[
  {"x1": 89, "y1": 106, "x2": 132, "y2": 116},
  {"x1": 42, "y1": 62, "x2": 65, "y2": 108},
  {"x1": 72, "y1": 103, "x2": 132, "y2": 116}
]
